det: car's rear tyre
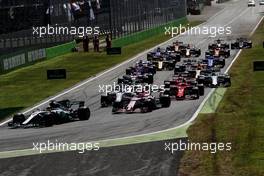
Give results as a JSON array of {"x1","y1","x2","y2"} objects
[
  {"x1": 160, "y1": 95, "x2": 171, "y2": 108},
  {"x1": 192, "y1": 87, "x2": 200, "y2": 100},
  {"x1": 117, "y1": 78, "x2": 124, "y2": 84},
  {"x1": 78, "y1": 107, "x2": 91, "y2": 120},
  {"x1": 13, "y1": 114, "x2": 26, "y2": 125},
  {"x1": 147, "y1": 75, "x2": 154, "y2": 84},
  {"x1": 101, "y1": 95, "x2": 110, "y2": 107},
  {"x1": 126, "y1": 68, "x2": 132, "y2": 75},
  {"x1": 141, "y1": 106, "x2": 149, "y2": 113},
  {"x1": 198, "y1": 84, "x2": 205, "y2": 96}
]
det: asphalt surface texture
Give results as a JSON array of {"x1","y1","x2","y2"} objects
[
  {"x1": 0, "y1": 0, "x2": 263, "y2": 175},
  {"x1": 0, "y1": 138, "x2": 187, "y2": 176}
]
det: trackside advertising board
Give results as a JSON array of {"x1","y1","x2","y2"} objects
[
  {"x1": 0, "y1": 49, "x2": 46, "y2": 72},
  {"x1": 253, "y1": 61, "x2": 264, "y2": 71}
]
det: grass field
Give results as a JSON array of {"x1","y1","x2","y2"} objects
[
  {"x1": 178, "y1": 21, "x2": 264, "y2": 175},
  {"x1": 0, "y1": 21, "x2": 202, "y2": 120}
]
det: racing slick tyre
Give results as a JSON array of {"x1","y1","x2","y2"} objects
[
  {"x1": 112, "y1": 102, "x2": 122, "y2": 114},
  {"x1": 78, "y1": 107, "x2": 91, "y2": 120},
  {"x1": 147, "y1": 55, "x2": 153, "y2": 61},
  {"x1": 231, "y1": 43, "x2": 236, "y2": 49},
  {"x1": 101, "y1": 95, "x2": 111, "y2": 107},
  {"x1": 225, "y1": 50, "x2": 230, "y2": 58},
  {"x1": 141, "y1": 102, "x2": 153, "y2": 113},
  {"x1": 164, "y1": 81, "x2": 171, "y2": 89},
  {"x1": 196, "y1": 49, "x2": 201, "y2": 57},
  {"x1": 219, "y1": 58, "x2": 226, "y2": 68},
  {"x1": 160, "y1": 95, "x2": 171, "y2": 108},
  {"x1": 175, "y1": 54, "x2": 181, "y2": 62},
  {"x1": 117, "y1": 78, "x2": 124, "y2": 84},
  {"x1": 168, "y1": 63, "x2": 175, "y2": 71},
  {"x1": 112, "y1": 107, "x2": 118, "y2": 113},
  {"x1": 147, "y1": 74, "x2": 154, "y2": 84},
  {"x1": 126, "y1": 68, "x2": 132, "y2": 75},
  {"x1": 192, "y1": 87, "x2": 200, "y2": 100},
  {"x1": 12, "y1": 114, "x2": 26, "y2": 125},
  {"x1": 151, "y1": 67, "x2": 157, "y2": 75},
  {"x1": 198, "y1": 84, "x2": 205, "y2": 96},
  {"x1": 197, "y1": 76, "x2": 205, "y2": 85},
  {"x1": 224, "y1": 44, "x2": 230, "y2": 49},
  {"x1": 163, "y1": 88, "x2": 171, "y2": 96}
]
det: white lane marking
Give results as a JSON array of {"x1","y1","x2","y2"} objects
[
  {"x1": 250, "y1": 16, "x2": 264, "y2": 36},
  {"x1": 224, "y1": 8, "x2": 250, "y2": 27},
  {"x1": 207, "y1": 8, "x2": 227, "y2": 22},
  {"x1": 225, "y1": 50, "x2": 242, "y2": 74}
]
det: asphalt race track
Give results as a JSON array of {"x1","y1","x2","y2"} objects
[{"x1": 0, "y1": 0, "x2": 263, "y2": 155}]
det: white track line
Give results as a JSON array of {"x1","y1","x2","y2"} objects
[{"x1": 250, "y1": 16, "x2": 264, "y2": 37}]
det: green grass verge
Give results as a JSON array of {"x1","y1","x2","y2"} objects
[
  {"x1": 0, "y1": 21, "x2": 202, "y2": 120},
  {"x1": 200, "y1": 88, "x2": 227, "y2": 114},
  {"x1": 179, "y1": 21, "x2": 264, "y2": 176},
  {"x1": 46, "y1": 41, "x2": 76, "y2": 59}
]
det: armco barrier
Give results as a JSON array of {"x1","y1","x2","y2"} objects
[
  {"x1": 0, "y1": 48, "x2": 46, "y2": 73},
  {"x1": 112, "y1": 17, "x2": 188, "y2": 47},
  {"x1": 0, "y1": 41, "x2": 75, "y2": 73}
]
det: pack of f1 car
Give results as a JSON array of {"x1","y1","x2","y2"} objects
[
  {"x1": 101, "y1": 90, "x2": 171, "y2": 113},
  {"x1": 6, "y1": 37, "x2": 253, "y2": 128}
]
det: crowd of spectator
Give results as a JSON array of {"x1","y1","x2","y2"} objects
[{"x1": 0, "y1": 0, "x2": 101, "y2": 35}]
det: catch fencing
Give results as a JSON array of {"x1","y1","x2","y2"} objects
[{"x1": 0, "y1": 0, "x2": 187, "y2": 72}]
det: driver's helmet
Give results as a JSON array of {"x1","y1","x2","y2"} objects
[
  {"x1": 49, "y1": 100, "x2": 60, "y2": 108},
  {"x1": 46, "y1": 106, "x2": 52, "y2": 111}
]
